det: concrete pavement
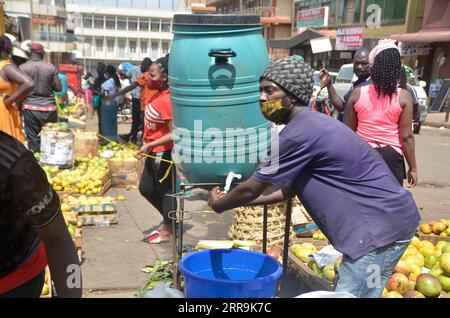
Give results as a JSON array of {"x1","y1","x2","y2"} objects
[{"x1": 424, "y1": 111, "x2": 450, "y2": 129}]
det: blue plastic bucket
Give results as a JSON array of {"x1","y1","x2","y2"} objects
[{"x1": 179, "y1": 249, "x2": 283, "y2": 298}]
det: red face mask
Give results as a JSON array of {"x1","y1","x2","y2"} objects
[{"x1": 147, "y1": 78, "x2": 164, "y2": 90}]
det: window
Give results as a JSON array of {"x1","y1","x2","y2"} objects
[
  {"x1": 83, "y1": 15, "x2": 92, "y2": 28},
  {"x1": 139, "y1": 19, "x2": 149, "y2": 31},
  {"x1": 94, "y1": 16, "x2": 104, "y2": 29},
  {"x1": 107, "y1": 39, "x2": 115, "y2": 53},
  {"x1": 117, "y1": 18, "x2": 127, "y2": 30},
  {"x1": 83, "y1": 35, "x2": 92, "y2": 45},
  {"x1": 364, "y1": 0, "x2": 407, "y2": 25},
  {"x1": 106, "y1": 16, "x2": 116, "y2": 30},
  {"x1": 161, "y1": 20, "x2": 171, "y2": 32},
  {"x1": 151, "y1": 41, "x2": 159, "y2": 57},
  {"x1": 95, "y1": 38, "x2": 103, "y2": 51},
  {"x1": 129, "y1": 40, "x2": 137, "y2": 53},
  {"x1": 151, "y1": 20, "x2": 160, "y2": 32},
  {"x1": 118, "y1": 39, "x2": 126, "y2": 58},
  {"x1": 140, "y1": 40, "x2": 148, "y2": 54},
  {"x1": 162, "y1": 41, "x2": 170, "y2": 55},
  {"x1": 128, "y1": 19, "x2": 138, "y2": 31},
  {"x1": 336, "y1": 65, "x2": 355, "y2": 84}
]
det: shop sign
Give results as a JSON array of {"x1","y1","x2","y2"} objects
[
  {"x1": 399, "y1": 42, "x2": 432, "y2": 56},
  {"x1": 296, "y1": 7, "x2": 329, "y2": 29},
  {"x1": 33, "y1": 15, "x2": 56, "y2": 25},
  {"x1": 335, "y1": 26, "x2": 364, "y2": 51},
  {"x1": 311, "y1": 37, "x2": 332, "y2": 54}
]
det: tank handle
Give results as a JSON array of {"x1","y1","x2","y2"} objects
[{"x1": 209, "y1": 49, "x2": 237, "y2": 64}]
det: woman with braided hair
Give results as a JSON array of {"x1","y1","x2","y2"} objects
[
  {"x1": 135, "y1": 55, "x2": 177, "y2": 243},
  {"x1": 347, "y1": 39, "x2": 417, "y2": 187},
  {"x1": 0, "y1": 35, "x2": 35, "y2": 143},
  {"x1": 208, "y1": 56, "x2": 420, "y2": 297}
]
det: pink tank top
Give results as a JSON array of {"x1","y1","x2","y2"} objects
[{"x1": 354, "y1": 84, "x2": 403, "y2": 155}]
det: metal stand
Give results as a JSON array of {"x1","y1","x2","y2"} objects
[
  {"x1": 168, "y1": 181, "x2": 222, "y2": 290},
  {"x1": 445, "y1": 100, "x2": 449, "y2": 122},
  {"x1": 168, "y1": 181, "x2": 292, "y2": 291}
]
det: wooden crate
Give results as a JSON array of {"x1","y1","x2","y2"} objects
[
  {"x1": 73, "y1": 202, "x2": 117, "y2": 214},
  {"x1": 417, "y1": 232, "x2": 450, "y2": 244},
  {"x1": 73, "y1": 201, "x2": 118, "y2": 226},
  {"x1": 77, "y1": 211, "x2": 119, "y2": 226},
  {"x1": 63, "y1": 211, "x2": 78, "y2": 225},
  {"x1": 288, "y1": 238, "x2": 333, "y2": 291},
  {"x1": 288, "y1": 250, "x2": 333, "y2": 292},
  {"x1": 73, "y1": 227, "x2": 82, "y2": 249},
  {"x1": 291, "y1": 237, "x2": 330, "y2": 250}
]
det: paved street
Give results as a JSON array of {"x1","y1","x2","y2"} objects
[{"x1": 81, "y1": 119, "x2": 450, "y2": 298}]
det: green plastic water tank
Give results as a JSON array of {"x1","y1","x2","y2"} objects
[{"x1": 169, "y1": 14, "x2": 272, "y2": 184}]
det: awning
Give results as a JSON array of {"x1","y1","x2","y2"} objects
[
  {"x1": 268, "y1": 29, "x2": 325, "y2": 49},
  {"x1": 391, "y1": 29, "x2": 450, "y2": 44}
]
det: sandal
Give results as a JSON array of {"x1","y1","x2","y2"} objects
[{"x1": 143, "y1": 229, "x2": 172, "y2": 244}]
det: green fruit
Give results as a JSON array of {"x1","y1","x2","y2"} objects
[
  {"x1": 322, "y1": 264, "x2": 336, "y2": 283},
  {"x1": 441, "y1": 253, "x2": 450, "y2": 276},
  {"x1": 430, "y1": 267, "x2": 444, "y2": 278},
  {"x1": 294, "y1": 249, "x2": 311, "y2": 264},
  {"x1": 126, "y1": 185, "x2": 131, "y2": 191},
  {"x1": 68, "y1": 224, "x2": 76, "y2": 237},
  {"x1": 424, "y1": 255, "x2": 438, "y2": 269},
  {"x1": 60, "y1": 122, "x2": 70, "y2": 132},
  {"x1": 308, "y1": 261, "x2": 322, "y2": 275},
  {"x1": 438, "y1": 274, "x2": 450, "y2": 292},
  {"x1": 442, "y1": 244, "x2": 450, "y2": 254},
  {"x1": 384, "y1": 291, "x2": 403, "y2": 298},
  {"x1": 415, "y1": 273, "x2": 442, "y2": 297}
]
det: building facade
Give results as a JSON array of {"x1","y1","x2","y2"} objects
[
  {"x1": 391, "y1": 0, "x2": 450, "y2": 106},
  {"x1": 270, "y1": 0, "x2": 425, "y2": 71},
  {"x1": 4, "y1": 0, "x2": 76, "y2": 65},
  {"x1": 206, "y1": 0, "x2": 293, "y2": 59},
  {"x1": 66, "y1": 0, "x2": 189, "y2": 73}
]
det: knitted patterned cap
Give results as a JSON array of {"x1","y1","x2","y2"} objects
[{"x1": 261, "y1": 56, "x2": 314, "y2": 105}]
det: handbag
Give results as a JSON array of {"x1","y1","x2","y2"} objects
[{"x1": 92, "y1": 94, "x2": 102, "y2": 108}]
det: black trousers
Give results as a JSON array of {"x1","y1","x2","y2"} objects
[
  {"x1": 376, "y1": 145, "x2": 406, "y2": 186},
  {"x1": 139, "y1": 151, "x2": 177, "y2": 225},
  {"x1": 0, "y1": 270, "x2": 45, "y2": 298},
  {"x1": 23, "y1": 109, "x2": 58, "y2": 152},
  {"x1": 130, "y1": 98, "x2": 142, "y2": 141}
]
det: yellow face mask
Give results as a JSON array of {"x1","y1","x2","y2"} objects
[{"x1": 260, "y1": 98, "x2": 291, "y2": 124}]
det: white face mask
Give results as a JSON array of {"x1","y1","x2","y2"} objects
[{"x1": 104, "y1": 74, "x2": 110, "y2": 79}]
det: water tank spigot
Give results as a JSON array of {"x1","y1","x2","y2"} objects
[{"x1": 224, "y1": 171, "x2": 242, "y2": 194}]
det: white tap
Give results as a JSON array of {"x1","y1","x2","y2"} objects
[{"x1": 223, "y1": 171, "x2": 242, "y2": 193}]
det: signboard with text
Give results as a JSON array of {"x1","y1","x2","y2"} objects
[
  {"x1": 335, "y1": 26, "x2": 364, "y2": 51},
  {"x1": 296, "y1": 7, "x2": 329, "y2": 29},
  {"x1": 399, "y1": 42, "x2": 432, "y2": 56}
]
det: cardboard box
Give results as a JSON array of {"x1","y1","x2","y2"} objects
[{"x1": 73, "y1": 131, "x2": 98, "y2": 158}]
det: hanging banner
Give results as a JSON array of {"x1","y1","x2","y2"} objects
[
  {"x1": 335, "y1": 26, "x2": 364, "y2": 51},
  {"x1": 297, "y1": 7, "x2": 329, "y2": 29},
  {"x1": 310, "y1": 37, "x2": 332, "y2": 54}
]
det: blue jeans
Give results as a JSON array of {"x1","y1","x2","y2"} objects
[{"x1": 334, "y1": 232, "x2": 414, "y2": 298}]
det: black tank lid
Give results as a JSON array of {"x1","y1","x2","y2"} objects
[{"x1": 173, "y1": 14, "x2": 260, "y2": 26}]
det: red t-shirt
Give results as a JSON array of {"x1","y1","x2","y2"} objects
[{"x1": 143, "y1": 89, "x2": 173, "y2": 152}]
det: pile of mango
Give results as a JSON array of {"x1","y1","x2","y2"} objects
[
  {"x1": 43, "y1": 157, "x2": 109, "y2": 194},
  {"x1": 419, "y1": 219, "x2": 450, "y2": 237},
  {"x1": 382, "y1": 238, "x2": 450, "y2": 298}
]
